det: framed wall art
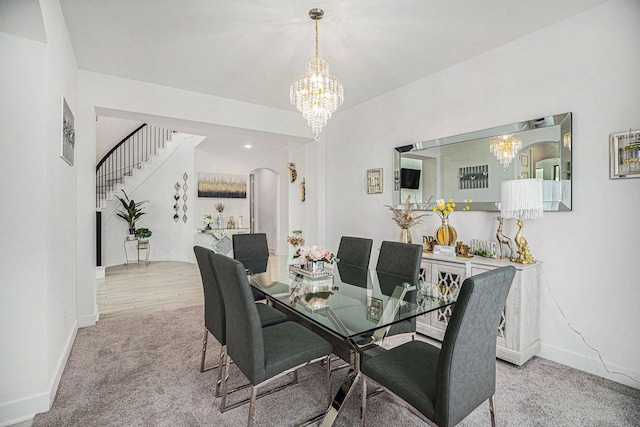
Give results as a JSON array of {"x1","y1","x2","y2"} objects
[
  {"x1": 197, "y1": 172, "x2": 247, "y2": 198},
  {"x1": 60, "y1": 96, "x2": 75, "y2": 166},
  {"x1": 367, "y1": 168, "x2": 383, "y2": 194}
]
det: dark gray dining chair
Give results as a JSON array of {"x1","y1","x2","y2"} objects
[
  {"x1": 212, "y1": 253, "x2": 333, "y2": 426},
  {"x1": 193, "y1": 246, "x2": 287, "y2": 396},
  {"x1": 358, "y1": 266, "x2": 516, "y2": 427},
  {"x1": 336, "y1": 236, "x2": 374, "y2": 268},
  {"x1": 375, "y1": 240, "x2": 423, "y2": 338},
  {"x1": 232, "y1": 233, "x2": 271, "y2": 301},
  {"x1": 232, "y1": 232, "x2": 269, "y2": 259}
]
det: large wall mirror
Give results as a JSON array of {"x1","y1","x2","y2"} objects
[{"x1": 393, "y1": 112, "x2": 572, "y2": 211}]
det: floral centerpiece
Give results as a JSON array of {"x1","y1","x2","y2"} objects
[
  {"x1": 289, "y1": 245, "x2": 338, "y2": 277},
  {"x1": 287, "y1": 230, "x2": 304, "y2": 247},
  {"x1": 431, "y1": 198, "x2": 471, "y2": 246},
  {"x1": 290, "y1": 280, "x2": 336, "y2": 310},
  {"x1": 385, "y1": 196, "x2": 428, "y2": 244},
  {"x1": 203, "y1": 214, "x2": 214, "y2": 230},
  {"x1": 294, "y1": 245, "x2": 337, "y2": 265}
]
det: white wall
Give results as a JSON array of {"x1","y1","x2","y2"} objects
[
  {"x1": 326, "y1": 0, "x2": 640, "y2": 388},
  {"x1": 100, "y1": 133, "x2": 200, "y2": 267},
  {"x1": 254, "y1": 169, "x2": 278, "y2": 250},
  {"x1": 95, "y1": 116, "x2": 143, "y2": 162},
  {"x1": 194, "y1": 143, "x2": 292, "y2": 256},
  {"x1": 0, "y1": 0, "x2": 79, "y2": 424},
  {"x1": 75, "y1": 68, "x2": 317, "y2": 328}
]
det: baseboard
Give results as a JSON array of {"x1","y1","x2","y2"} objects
[
  {"x1": 49, "y1": 320, "x2": 78, "y2": 406},
  {"x1": 0, "y1": 321, "x2": 77, "y2": 427},
  {"x1": 77, "y1": 305, "x2": 98, "y2": 328},
  {"x1": 0, "y1": 392, "x2": 45, "y2": 427},
  {"x1": 538, "y1": 342, "x2": 640, "y2": 390}
]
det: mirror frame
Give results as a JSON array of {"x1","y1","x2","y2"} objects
[{"x1": 393, "y1": 112, "x2": 572, "y2": 211}]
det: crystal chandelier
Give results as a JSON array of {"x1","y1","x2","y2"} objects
[
  {"x1": 563, "y1": 132, "x2": 571, "y2": 150},
  {"x1": 290, "y1": 9, "x2": 344, "y2": 141},
  {"x1": 489, "y1": 134, "x2": 522, "y2": 168}
]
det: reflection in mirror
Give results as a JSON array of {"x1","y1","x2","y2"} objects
[{"x1": 393, "y1": 113, "x2": 572, "y2": 211}]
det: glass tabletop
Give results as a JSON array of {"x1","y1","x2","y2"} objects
[{"x1": 239, "y1": 256, "x2": 457, "y2": 341}]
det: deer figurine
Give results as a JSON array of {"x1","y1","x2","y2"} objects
[{"x1": 494, "y1": 216, "x2": 514, "y2": 260}]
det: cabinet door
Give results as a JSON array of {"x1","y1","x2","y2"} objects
[
  {"x1": 429, "y1": 263, "x2": 466, "y2": 333},
  {"x1": 416, "y1": 261, "x2": 432, "y2": 330}
]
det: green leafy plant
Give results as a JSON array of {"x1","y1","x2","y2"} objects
[
  {"x1": 135, "y1": 228, "x2": 152, "y2": 239},
  {"x1": 115, "y1": 190, "x2": 148, "y2": 235}
]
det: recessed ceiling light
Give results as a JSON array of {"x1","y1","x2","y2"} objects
[{"x1": 244, "y1": 144, "x2": 252, "y2": 148}]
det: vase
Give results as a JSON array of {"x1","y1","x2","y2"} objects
[
  {"x1": 301, "y1": 187, "x2": 306, "y2": 202},
  {"x1": 435, "y1": 218, "x2": 457, "y2": 246},
  {"x1": 305, "y1": 260, "x2": 324, "y2": 272},
  {"x1": 205, "y1": 224, "x2": 211, "y2": 230},
  {"x1": 399, "y1": 228, "x2": 412, "y2": 244},
  {"x1": 290, "y1": 169, "x2": 297, "y2": 183},
  {"x1": 217, "y1": 213, "x2": 224, "y2": 229}
]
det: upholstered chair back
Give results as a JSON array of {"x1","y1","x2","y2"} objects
[
  {"x1": 193, "y1": 246, "x2": 226, "y2": 344},
  {"x1": 232, "y1": 233, "x2": 269, "y2": 260},
  {"x1": 210, "y1": 253, "x2": 266, "y2": 384},
  {"x1": 336, "y1": 236, "x2": 373, "y2": 269},
  {"x1": 435, "y1": 266, "x2": 515, "y2": 426}
]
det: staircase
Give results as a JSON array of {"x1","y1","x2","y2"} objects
[{"x1": 96, "y1": 124, "x2": 174, "y2": 209}]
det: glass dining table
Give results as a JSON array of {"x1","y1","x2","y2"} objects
[{"x1": 239, "y1": 255, "x2": 457, "y2": 426}]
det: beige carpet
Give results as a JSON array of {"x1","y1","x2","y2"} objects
[{"x1": 34, "y1": 305, "x2": 640, "y2": 426}]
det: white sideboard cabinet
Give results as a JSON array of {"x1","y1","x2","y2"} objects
[{"x1": 418, "y1": 253, "x2": 541, "y2": 366}]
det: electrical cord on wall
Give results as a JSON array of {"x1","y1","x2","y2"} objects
[{"x1": 539, "y1": 265, "x2": 640, "y2": 386}]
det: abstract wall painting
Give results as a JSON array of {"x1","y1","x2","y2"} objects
[{"x1": 197, "y1": 172, "x2": 247, "y2": 198}]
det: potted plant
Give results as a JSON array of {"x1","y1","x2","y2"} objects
[
  {"x1": 135, "y1": 228, "x2": 152, "y2": 242},
  {"x1": 115, "y1": 190, "x2": 148, "y2": 237}
]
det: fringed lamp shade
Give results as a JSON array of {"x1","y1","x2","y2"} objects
[
  {"x1": 500, "y1": 179, "x2": 544, "y2": 220},
  {"x1": 500, "y1": 178, "x2": 543, "y2": 264}
]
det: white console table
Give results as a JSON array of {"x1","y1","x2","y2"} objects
[
  {"x1": 419, "y1": 252, "x2": 541, "y2": 366},
  {"x1": 197, "y1": 228, "x2": 250, "y2": 256}
]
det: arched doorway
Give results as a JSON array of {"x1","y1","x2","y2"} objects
[{"x1": 250, "y1": 168, "x2": 279, "y2": 254}]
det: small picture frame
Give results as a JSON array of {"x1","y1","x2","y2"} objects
[
  {"x1": 367, "y1": 168, "x2": 383, "y2": 194},
  {"x1": 60, "y1": 96, "x2": 75, "y2": 166},
  {"x1": 520, "y1": 153, "x2": 529, "y2": 168}
]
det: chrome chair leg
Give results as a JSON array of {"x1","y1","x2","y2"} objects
[
  {"x1": 248, "y1": 385, "x2": 258, "y2": 427},
  {"x1": 326, "y1": 355, "x2": 332, "y2": 407},
  {"x1": 219, "y1": 347, "x2": 230, "y2": 413},
  {"x1": 360, "y1": 373, "x2": 366, "y2": 427},
  {"x1": 489, "y1": 395, "x2": 496, "y2": 427},
  {"x1": 200, "y1": 329, "x2": 208, "y2": 372},
  {"x1": 215, "y1": 345, "x2": 226, "y2": 397}
]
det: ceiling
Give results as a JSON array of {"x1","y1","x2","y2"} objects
[{"x1": 59, "y1": 0, "x2": 607, "y2": 113}]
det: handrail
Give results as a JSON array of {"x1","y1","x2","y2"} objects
[
  {"x1": 95, "y1": 123, "x2": 173, "y2": 208},
  {"x1": 96, "y1": 123, "x2": 146, "y2": 172}
]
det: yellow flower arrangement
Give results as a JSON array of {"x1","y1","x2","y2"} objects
[{"x1": 432, "y1": 198, "x2": 471, "y2": 219}]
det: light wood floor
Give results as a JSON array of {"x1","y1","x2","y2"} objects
[{"x1": 97, "y1": 261, "x2": 203, "y2": 319}]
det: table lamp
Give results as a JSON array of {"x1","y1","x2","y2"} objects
[{"x1": 500, "y1": 179, "x2": 543, "y2": 264}]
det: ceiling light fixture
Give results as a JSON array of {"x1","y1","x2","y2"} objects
[
  {"x1": 244, "y1": 144, "x2": 252, "y2": 148},
  {"x1": 563, "y1": 132, "x2": 571, "y2": 150},
  {"x1": 489, "y1": 133, "x2": 522, "y2": 168},
  {"x1": 290, "y1": 8, "x2": 344, "y2": 141}
]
